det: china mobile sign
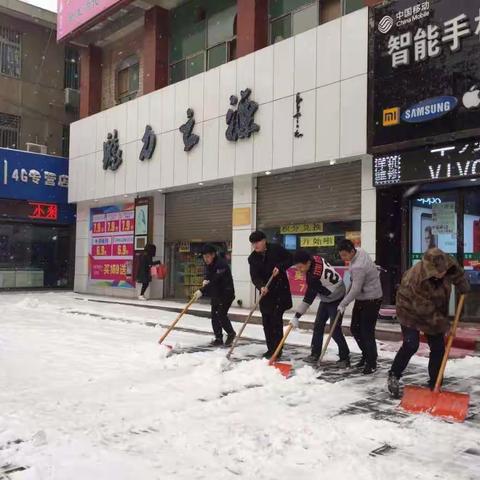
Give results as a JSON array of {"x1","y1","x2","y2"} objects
[
  {"x1": 373, "y1": 138, "x2": 480, "y2": 187},
  {"x1": 371, "y1": 0, "x2": 480, "y2": 150},
  {"x1": 57, "y1": 0, "x2": 127, "y2": 41}
]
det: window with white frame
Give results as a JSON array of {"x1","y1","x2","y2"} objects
[
  {"x1": 0, "y1": 26, "x2": 21, "y2": 78},
  {"x1": 0, "y1": 113, "x2": 21, "y2": 149}
]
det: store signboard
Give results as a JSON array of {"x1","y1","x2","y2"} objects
[
  {"x1": 0, "y1": 148, "x2": 68, "y2": 203},
  {"x1": 57, "y1": 0, "x2": 126, "y2": 41},
  {"x1": 371, "y1": 0, "x2": 480, "y2": 149},
  {"x1": 373, "y1": 137, "x2": 480, "y2": 186},
  {"x1": 300, "y1": 235, "x2": 335, "y2": 248},
  {"x1": 89, "y1": 203, "x2": 135, "y2": 288},
  {"x1": 280, "y1": 223, "x2": 323, "y2": 234}
]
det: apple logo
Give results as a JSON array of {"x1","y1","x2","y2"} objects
[{"x1": 463, "y1": 85, "x2": 480, "y2": 109}]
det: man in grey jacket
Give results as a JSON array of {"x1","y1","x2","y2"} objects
[{"x1": 337, "y1": 240, "x2": 383, "y2": 374}]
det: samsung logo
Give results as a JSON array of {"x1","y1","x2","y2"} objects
[{"x1": 401, "y1": 97, "x2": 458, "y2": 123}]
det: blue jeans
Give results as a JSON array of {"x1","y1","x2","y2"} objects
[{"x1": 311, "y1": 300, "x2": 350, "y2": 360}]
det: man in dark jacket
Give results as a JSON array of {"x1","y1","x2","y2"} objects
[
  {"x1": 248, "y1": 231, "x2": 292, "y2": 359},
  {"x1": 136, "y1": 244, "x2": 161, "y2": 300},
  {"x1": 289, "y1": 250, "x2": 350, "y2": 366},
  {"x1": 194, "y1": 244, "x2": 236, "y2": 346},
  {"x1": 387, "y1": 248, "x2": 470, "y2": 398}
]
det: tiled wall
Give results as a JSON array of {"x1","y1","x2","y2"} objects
[{"x1": 69, "y1": 8, "x2": 369, "y2": 204}]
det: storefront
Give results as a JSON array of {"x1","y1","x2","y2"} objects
[
  {"x1": 0, "y1": 148, "x2": 75, "y2": 289},
  {"x1": 164, "y1": 184, "x2": 233, "y2": 299},
  {"x1": 374, "y1": 140, "x2": 480, "y2": 321},
  {"x1": 257, "y1": 162, "x2": 361, "y2": 296}
]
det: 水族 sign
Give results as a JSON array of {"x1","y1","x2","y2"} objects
[
  {"x1": 0, "y1": 148, "x2": 68, "y2": 203},
  {"x1": 371, "y1": 0, "x2": 480, "y2": 150}
]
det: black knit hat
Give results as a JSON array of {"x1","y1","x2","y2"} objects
[
  {"x1": 249, "y1": 230, "x2": 266, "y2": 243},
  {"x1": 201, "y1": 244, "x2": 217, "y2": 255},
  {"x1": 293, "y1": 249, "x2": 311, "y2": 264}
]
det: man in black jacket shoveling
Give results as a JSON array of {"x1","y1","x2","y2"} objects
[
  {"x1": 194, "y1": 244, "x2": 236, "y2": 346},
  {"x1": 248, "y1": 231, "x2": 293, "y2": 359}
]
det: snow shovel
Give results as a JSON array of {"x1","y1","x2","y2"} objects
[
  {"x1": 269, "y1": 324, "x2": 294, "y2": 378},
  {"x1": 400, "y1": 294, "x2": 469, "y2": 422},
  {"x1": 158, "y1": 296, "x2": 196, "y2": 352},
  {"x1": 316, "y1": 310, "x2": 343, "y2": 368},
  {"x1": 226, "y1": 274, "x2": 274, "y2": 360}
]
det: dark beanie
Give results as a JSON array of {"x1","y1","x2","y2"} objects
[
  {"x1": 249, "y1": 230, "x2": 266, "y2": 243},
  {"x1": 201, "y1": 244, "x2": 217, "y2": 255}
]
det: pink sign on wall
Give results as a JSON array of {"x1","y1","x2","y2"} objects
[{"x1": 57, "y1": 0, "x2": 125, "y2": 40}]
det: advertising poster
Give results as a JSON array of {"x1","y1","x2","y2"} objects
[{"x1": 89, "y1": 203, "x2": 135, "y2": 288}]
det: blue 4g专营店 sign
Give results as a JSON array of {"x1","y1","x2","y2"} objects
[{"x1": 0, "y1": 148, "x2": 69, "y2": 203}]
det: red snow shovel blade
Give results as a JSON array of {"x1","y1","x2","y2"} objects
[
  {"x1": 270, "y1": 362, "x2": 293, "y2": 378},
  {"x1": 401, "y1": 385, "x2": 470, "y2": 422}
]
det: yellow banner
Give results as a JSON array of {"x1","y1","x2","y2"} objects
[
  {"x1": 280, "y1": 223, "x2": 323, "y2": 234},
  {"x1": 300, "y1": 235, "x2": 335, "y2": 247}
]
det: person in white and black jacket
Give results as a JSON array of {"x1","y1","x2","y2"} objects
[
  {"x1": 289, "y1": 250, "x2": 350, "y2": 366},
  {"x1": 193, "y1": 245, "x2": 236, "y2": 346}
]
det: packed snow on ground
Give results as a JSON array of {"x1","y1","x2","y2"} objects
[{"x1": 0, "y1": 292, "x2": 479, "y2": 480}]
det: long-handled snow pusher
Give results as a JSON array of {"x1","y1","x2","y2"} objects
[
  {"x1": 400, "y1": 294, "x2": 470, "y2": 422},
  {"x1": 316, "y1": 310, "x2": 343, "y2": 368},
  {"x1": 269, "y1": 325, "x2": 294, "y2": 378},
  {"x1": 226, "y1": 274, "x2": 274, "y2": 360},
  {"x1": 158, "y1": 296, "x2": 196, "y2": 353}
]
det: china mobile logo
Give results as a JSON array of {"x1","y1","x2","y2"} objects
[{"x1": 378, "y1": 16, "x2": 394, "y2": 34}]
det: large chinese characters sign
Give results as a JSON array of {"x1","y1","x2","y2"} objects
[
  {"x1": 89, "y1": 204, "x2": 135, "y2": 288},
  {"x1": 371, "y1": 0, "x2": 480, "y2": 150}
]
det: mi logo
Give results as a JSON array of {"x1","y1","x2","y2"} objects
[{"x1": 383, "y1": 107, "x2": 400, "y2": 126}]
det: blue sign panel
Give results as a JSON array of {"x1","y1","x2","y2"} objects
[
  {"x1": 401, "y1": 97, "x2": 458, "y2": 124},
  {"x1": 0, "y1": 148, "x2": 69, "y2": 203}
]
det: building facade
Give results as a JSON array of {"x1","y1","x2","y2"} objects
[
  {"x1": 370, "y1": 0, "x2": 480, "y2": 321},
  {"x1": 66, "y1": 0, "x2": 374, "y2": 308},
  {"x1": 0, "y1": 0, "x2": 79, "y2": 155}
]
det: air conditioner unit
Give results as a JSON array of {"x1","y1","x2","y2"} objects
[
  {"x1": 26, "y1": 143, "x2": 47, "y2": 154},
  {"x1": 65, "y1": 87, "x2": 80, "y2": 109}
]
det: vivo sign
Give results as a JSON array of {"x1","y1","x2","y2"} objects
[
  {"x1": 401, "y1": 97, "x2": 458, "y2": 123},
  {"x1": 57, "y1": 0, "x2": 123, "y2": 41}
]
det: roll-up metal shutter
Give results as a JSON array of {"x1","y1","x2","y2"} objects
[
  {"x1": 165, "y1": 184, "x2": 233, "y2": 242},
  {"x1": 256, "y1": 161, "x2": 361, "y2": 228}
]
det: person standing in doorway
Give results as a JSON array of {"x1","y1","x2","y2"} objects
[
  {"x1": 248, "y1": 231, "x2": 293, "y2": 359},
  {"x1": 387, "y1": 248, "x2": 470, "y2": 398},
  {"x1": 136, "y1": 243, "x2": 161, "y2": 300},
  {"x1": 193, "y1": 244, "x2": 236, "y2": 346},
  {"x1": 289, "y1": 250, "x2": 350, "y2": 367},
  {"x1": 337, "y1": 240, "x2": 383, "y2": 374}
]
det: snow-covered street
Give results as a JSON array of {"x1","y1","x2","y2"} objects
[{"x1": 1, "y1": 292, "x2": 479, "y2": 480}]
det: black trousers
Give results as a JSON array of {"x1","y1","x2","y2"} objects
[
  {"x1": 211, "y1": 299, "x2": 235, "y2": 339},
  {"x1": 350, "y1": 299, "x2": 382, "y2": 368},
  {"x1": 140, "y1": 282, "x2": 149, "y2": 296},
  {"x1": 261, "y1": 305, "x2": 286, "y2": 354},
  {"x1": 312, "y1": 300, "x2": 350, "y2": 360},
  {"x1": 390, "y1": 325, "x2": 445, "y2": 386}
]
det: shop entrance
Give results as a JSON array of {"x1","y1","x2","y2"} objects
[{"x1": 411, "y1": 186, "x2": 480, "y2": 320}]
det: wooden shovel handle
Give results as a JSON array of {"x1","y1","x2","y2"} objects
[
  {"x1": 158, "y1": 296, "x2": 196, "y2": 345},
  {"x1": 269, "y1": 324, "x2": 294, "y2": 365},
  {"x1": 433, "y1": 294, "x2": 466, "y2": 392},
  {"x1": 316, "y1": 310, "x2": 342, "y2": 366},
  {"x1": 226, "y1": 274, "x2": 275, "y2": 359}
]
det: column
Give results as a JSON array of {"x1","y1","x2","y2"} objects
[
  {"x1": 361, "y1": 155, "x2": 376, "y2": 260},
  {"x1": 231, "y1": 175, "x2": 256, "y2": 308},
  {"x1": 79, "y1": 45, "x2": 102, "y2": 119},
  {"x1": 149, "y1": 192, "x2": 166, "y2": 299},
  {"x1": 143, "y1": 6, "x2": 169, "y2": 94},
  {"x1": 236, "y1": 0, "x2": 268, "y2": 59}
]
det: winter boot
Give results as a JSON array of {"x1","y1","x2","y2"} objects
[
  {"x1": 210, "y1": 338, "x2": 224, "y2": 347},
  {"x1": 224, "y1": 333, "x2": 236, "y2": 347},
  {"x1": 303, "y1": 354, "x2": 320, "y2": 364},
  {"x1": 387, "y1": 372, "x2": 400, "y2": 399},
  {"x1": 362, "y1": 364, "x2": 377, "y2": 375},
  {"x1": 262, "y1": 351, "x2": 273, "y2": 359},
  {"x1": 336, "y1": 357, "x2": 351, "y2": 369}
]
